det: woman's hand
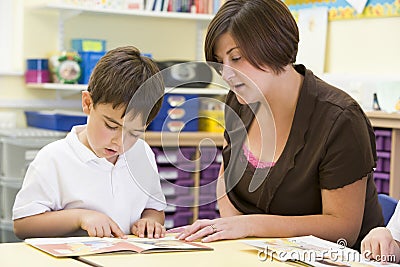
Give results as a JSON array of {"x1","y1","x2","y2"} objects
[
  {"x1": 131, "y1": 218, "x2": 166, "y2": 238},
  {"x1": 361, "y1": 227, "x2": 400, "y2": 263},
  {"x1": 79, "y1": 210, "x2": 126, "y2": 238},
  {"x1": 172, "y1": 216, "x2": 252, "y2": 242}
]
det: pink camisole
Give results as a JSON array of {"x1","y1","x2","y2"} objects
[{"x1": 242, "y1": 144, "x2": 275, "y2": 169}]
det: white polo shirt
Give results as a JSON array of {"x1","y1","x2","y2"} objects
[
  {"x1": 13, "y1": 125, "x2": 166, "y2": 234},
  {"x1": 388, "y1": 202, "x2": 400, "y2": 241}
]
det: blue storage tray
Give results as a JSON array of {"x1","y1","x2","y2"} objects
[
  {"x1": 25, "y1": 111, "x2": 87, "y2": 132},
  {"x1": 157, "y1": 94, "x2": 199, "y2": 116},
  {"x1": 148, "y1": 117, "x2": 198, "y2": 132},
  {"x1": 78, "y1": 51, "x2": 106, "y2": 84},
  {"x1": 148, "y1": 93, "x2": 199, "y2": 132},
  {"x1": 72, "y1": 39, "x2": 106, "y2": 52}
]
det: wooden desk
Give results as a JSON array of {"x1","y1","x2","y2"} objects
[
  {"x1": 0, "y1": 242, "x2": 87, "y2": 267},
  {"x1": 366, "y1": 111, "x2": 400, "y2": 199},
  {"x1": 0, "y1": 239, "x2": 287, "y2": 267},
  {"x1": 80, "y1": 239, "x2": 287, "y2": 267}
]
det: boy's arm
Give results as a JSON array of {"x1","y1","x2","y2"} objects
[
  {"x1": 14, "y1": 209, "x2": 126, "y2": 240},
  {"x1": 131, "y1": 209, "x2": 165, "y2": 238}
]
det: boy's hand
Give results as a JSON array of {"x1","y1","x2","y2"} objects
[
  {"x1": 79, "y1": 210, "x2": 127, "y2": 238},
  {"x1": 361, "y1": 227, "x2": 400, "y2": 263},
  {"x1": 131, "y1": 218, "x2": 166, "y2": 239}
]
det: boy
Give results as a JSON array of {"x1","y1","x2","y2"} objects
[{"x1": 13, "y1": 46, "x2": 167, "y2": 239}]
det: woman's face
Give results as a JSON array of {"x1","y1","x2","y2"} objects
[{"x1": 214, "y1": 32, "x2": 273, "y2": 104}]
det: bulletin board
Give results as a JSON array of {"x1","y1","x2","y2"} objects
[{"x1": 285, "y1": 0, "x2": 400, "y2": 20}]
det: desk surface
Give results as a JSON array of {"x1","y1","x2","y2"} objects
[
  {"x1": 0, "y1": 242, "x2": 87, "y2": 267},
  {"x1": 0, "y1": 238, "x2": 287, "y2": 267}
]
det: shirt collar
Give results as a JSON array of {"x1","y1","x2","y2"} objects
[{"x1": 66, "y1": 125, "x2": 112, "y2": 166}]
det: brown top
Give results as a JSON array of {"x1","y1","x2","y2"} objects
[{"x1": 222, "y1": 65, "x2": 384, "y2": 250}]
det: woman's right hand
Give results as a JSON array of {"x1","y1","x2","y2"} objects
[
  {"x1": 361, "y1": 227, "x2": 400, "y2": 263},
  {"x1": 79, "y1": 210, "x2": 127, "y2": 238}
]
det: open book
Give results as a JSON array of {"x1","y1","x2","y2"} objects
[
  {"x1": 243, "y1": 235, "x2": 397, "y2": 267},
  {"x1": 25, "y1": 236, "x2": 213, "y2": 257}
]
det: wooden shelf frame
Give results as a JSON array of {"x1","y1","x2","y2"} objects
[
  {"x1": 40, "y1": 3, "x2": 215, "y2": 21},
  {"x1": 143, "y1": 131, "x2": 224, "y2": 147},
  {"x1": 366, "y1": 111, "x2": 400, "y2": 199}
]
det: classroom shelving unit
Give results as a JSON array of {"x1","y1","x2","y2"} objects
[
  {"x1": 35, "y1": 2, "x2": 214, "y2": 59},
  {"x1": 366, "y1": 111, "x2": 400, "y2": 200}
]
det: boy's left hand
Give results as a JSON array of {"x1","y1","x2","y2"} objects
[{"x1": 131, "y1": 218, "x2": 166, "y2": 239}]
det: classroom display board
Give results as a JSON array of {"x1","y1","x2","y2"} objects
[{"x1": 285, "y1": 0, "x2": 400, "y2": 20}]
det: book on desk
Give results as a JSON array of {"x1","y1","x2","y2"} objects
[
  {"x1": 243, "y1": 235, "x2": 397, "y2": 267},
  {"x1": 25, "y1": 236, "x2": 213, "y2": 257}
]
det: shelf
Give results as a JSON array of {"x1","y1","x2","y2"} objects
[
  {"x1": 26, "y1": 83, "x2": 86, "y2": 91},
  {"x1": 26, "y1": 83, "x2": 228, "y2": 95},
  {"x1": 39, "y1": 3, "x2": 214, "y2": 21},
  {"x1": 366, "y1": 111, "x2": 400, "y2": 129},
  {"x1": 0, "y1": 71, "x2": 23, "y2": 76},
  {"x1": 0, "y1": 99, "x2": 81, "y2": 109},
  {"x1": 143, "y1": 131, "x2": 224, "y2": 147},
  {"x1": 166, "y1": 87, "x2": 228, "y2": 95}
]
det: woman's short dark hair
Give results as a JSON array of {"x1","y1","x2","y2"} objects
[
  {"x1": 88, "y1": 46, "x2": 164, "y2": 125},
  {"x1": 205, "y1": 0, "x2": 299, "y2": 74}
]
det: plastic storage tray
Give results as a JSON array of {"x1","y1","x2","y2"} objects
[
  {"x1": 166, "y1": 194, "x2": 195, "y2": 209},
  {"x1": 198, "y1": 195, "x2": 217, "y2": 210},
  {"x1": 158, "y1": 166, "x2": 193, "y2": 181},
  {"x1": 374, "y1": 172, "x2": 390, "y2": 195},
  {"x1": 161, "y1": 178, "x2": 194, "y2": 197},
  {"x1": 148, "y1": 94, "x2": 199, "y2": 132},
  {"x1": 198, "y1": 210, "x2": 220, "y2": 220},
  {"x1": 152, "y1": 147, "x2": 197, "y2": 165},
  {"x1": 0, "y1": 177, "x2": 23, "y2": 220},
  {"x1": 72, "y1": 39, "x2": 106, "y2": 52},
  {"x1": 0, "y1": 137, "x2": 58, "y2": 179},
  {"x1": 0, "y1": 128, "x2": 66, "y2": 139},
  {"x1": 25, "y1": 111, "x2": 87, "y2": 132},
  {"x1": 164, "y1": 205, "x2": 191, "y2": 214},
  {"x1": 0, "y1": 219, "x2": 21, "y2": 243},
  {"x1": 375, "y1": 129, "x2": 392, "y2": 152},
  {"x1": 198, "y1": 147, "x2": 222, "y2": 165},
  {"x1": 78, "y1": 51, "x2": 106, "y2": 84},
  {"x1": 376, "y1": 151, "x2": 391, "y2": 173},
  {"x1": 200, "y1": 163, "x2": 220, "y2": 180},
  {"x1": 165, "y1": 211, "x2": 193, "y2": 229}
]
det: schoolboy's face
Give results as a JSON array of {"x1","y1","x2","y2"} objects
[{"x1": 81, "y1": 91, "x2": 145, "y2": 164}]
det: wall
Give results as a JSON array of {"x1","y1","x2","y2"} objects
[
  {"x1": 0, "y1": 1, "x2": 400, "y2": 127},
  {"x1": 326, "y1": 17, "x2": 400, "y2": 74},
  {"x1": 323, "y1": 17, "x2": 400, "y2": 112}
]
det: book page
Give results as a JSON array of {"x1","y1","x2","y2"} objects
[
  {"x1": 25, "y1": 236, "x2": 212, "y2": 257},
  {"x1": 243, "y1": 236, "x2": 396, "y2": 267},
  {"x1": 125, "y1": 237, "x2": 213, "y2": 253}
]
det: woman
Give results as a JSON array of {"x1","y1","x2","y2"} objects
[{"x1": 173, "y1": 0, "x2": 383, "y2": 250}]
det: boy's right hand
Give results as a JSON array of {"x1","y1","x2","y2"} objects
[
  {"x1": 361, "y1": 227, "x2": 400, "y2": 263},
  {"x1": 79, "y1": 210, "x2": 127, "y2": 238}
]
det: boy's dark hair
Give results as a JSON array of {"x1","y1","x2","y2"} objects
[
  {"x1": 205, "y1": 0, "x2": 299, "y2": 74},
  {"x1": 88, "y1": 46, "x2": 164, "y2": 125}
]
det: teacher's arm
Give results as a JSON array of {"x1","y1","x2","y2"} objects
[{"x1": 179, "y1": 176, "x2": 366, "y2": 247}]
